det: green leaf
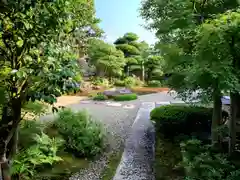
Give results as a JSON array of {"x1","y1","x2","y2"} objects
[
  {"x1": 16, "y1": 39, "x2": 24, "y2": 47},
  {"x1": 16, "y1": 71, "x2": 27, "y2": 78}
]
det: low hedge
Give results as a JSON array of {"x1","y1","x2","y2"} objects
[
  {"x1": 113, "y1": 93, "x2": 138, "y2": 101},
  {"x1": 150, "y1": 105, "x2": 228, "y2": 140}
]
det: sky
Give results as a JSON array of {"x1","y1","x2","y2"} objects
[{"x1": 94, "y1": 0, "x2": 157, "y2": 45}]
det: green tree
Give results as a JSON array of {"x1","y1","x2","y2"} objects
[
  {"x1": 114, "y1": 32, "x2": 141, "y2": 76},
  {"x1": 0, "y1": 0, "x2": 98, "y2": 179},
  {"x1": 140, "y1": 0, "x2": 240, "y2": 149},
  {"x1": 192, "y1": 11, "x2": 240, "y2": 154},
  {"x1": 87, "y1": 39, "x2": 126, "y2": 79},
  {"x1": 144, "y1": 55, "x2": 164, "y2": 82}
]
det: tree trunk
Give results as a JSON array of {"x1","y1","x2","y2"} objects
[
  {"x1": 141, "y1": 62, "x2": 145, "y2": 82},
  {"x1": 2, "y1": 162, "x2": 10, "y2": 180},
  {"x1": 211, "y1": 87, "x2": 222, "y2": 147},
  {"x1": 147, "y1": 70, "x2": 152, "y2": 82},
  {"x1": 228, "y1": 92, "x2": 240, "y2": 155},
  {"x1": 0, "y1": 98, "x2": 22, "y2": 180},
  {"x1": 9, "y1": 126, "x2": 19, "y2": 159}
]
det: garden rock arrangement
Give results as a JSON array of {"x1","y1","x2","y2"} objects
[{"x1": 113, "y1": 102, "x2": 156, "y2": 180}]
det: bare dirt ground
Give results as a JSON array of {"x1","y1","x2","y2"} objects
[{"x1": 55, "y1": 96, "x2": 88, "y2": 107}]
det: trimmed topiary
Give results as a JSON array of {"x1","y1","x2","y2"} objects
[
  {"x1": 113, "y1": 93, "x2": 138, "y2": 101},
  {"x1": 150, "y1": 105, "x2": 228, "y2": 140}
]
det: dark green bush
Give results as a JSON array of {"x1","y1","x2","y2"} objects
[
  {"x1": 55, "y1": 109, "x2": 105, "y2": 157},
  {"x1": 93, "y1": 94, "x2": 108, "y2": 101},
  {"x1": 150, "y1": 105, "x2": 228, "y2": 140},
  {"x1": 113, "y1": 93, "x2": 138, "y2": 101},
  {"x1": 180, "y1": 139, "x2": 240, "y2": 180}
]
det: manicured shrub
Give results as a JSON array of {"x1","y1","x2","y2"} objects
[
  {"x1": 147, "y1": 80, "x2": 162, "y2": 87},
  {"x1": 93, "y1": 94, "x2": 108, "y2": 101},
  {"x1": 113, "y1": 93, "x2": 138, "y2": 101},
  {"x1": 150, "y1": 105, "x2": 228, "y2": 140},
  {"x1": 55, "y1": 109, "x2": 105, "y2": 157}
]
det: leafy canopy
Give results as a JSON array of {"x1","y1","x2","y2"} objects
[
  {"x1": 0, "y1": 0, "x2": 98, "y2": 105},
  {"x1": 88, "y1": 38, "x2": 126, "y2": 77}
]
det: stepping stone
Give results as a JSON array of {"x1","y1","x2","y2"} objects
[
  {"x1": 170, "y1": 100, "x2": 185, "y2": 104},
  {"x1": 155, "y1": 101, "x2": 170, "y2": 107},
  {"x1": 94, "y1": 101, "x2": 105, "y2": 105},
  {"x1": 106, "y1": 102, "x2": 122, "y2": 107},
  {"x1": 80, "y1": 101, "x2": 91, "y2": 104},
  {"x1": 123, "y1": 104, "x2": 135, "y2": 109},
  {"x1": 141, "y1": 102, "x2": 156, "y2": 109}
]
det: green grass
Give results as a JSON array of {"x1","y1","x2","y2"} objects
[
  {"x1": 155, "y1": 138, "x2": 184, "y2": 180},
  {"x1": 101, "y1": 151, "x2": 123, "y2": 180}
]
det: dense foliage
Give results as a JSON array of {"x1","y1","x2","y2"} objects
[
  {"x1": 141, "y1": 1, "x2": 240, "y2": 179},
  {"x1": 180, "y1": 139, "x2": 240, "y2": 180},
  {"x1": 55, "y1": 109, "x2": 105, "y2": 157},
  {"x1": 0, "y1": 0, "x2": 101, "y2": 178},
  {"x1": 11, "y1": 132, "x2": 63, "y2": 179},
  {"x1": 140, "y1": 0, "x2": 240, "y2": 153},
  {"x1": 88, "y1": 39, "x2": 126, "y2": 78}
]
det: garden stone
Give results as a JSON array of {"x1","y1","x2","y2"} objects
[
  {"x1": 106, "y1": 102, "x2": 122, "y2": 107},
  {"x1": 118, "y1": 88, "x2": 132, "y2": 94},
  {"x1": 113, "y1": 102, "x2": 155, "y2": 180},
  {"x1": 123, "y1": 104, "x2": 135, "y2": 109},
  {"x1": 103, "y1": 88, "x2": 132, "y2": 97}
]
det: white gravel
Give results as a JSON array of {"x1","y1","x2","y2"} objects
[{"x1": 68, "y1": 101, "x2": 141, "y2": 180}]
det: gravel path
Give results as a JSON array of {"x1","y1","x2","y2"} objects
[
  {"x1": 39, "y1": 92, "x2": 177, "y2": 180},
  {"x1": 68, "y1": 92, "x2": 178, "y2": 180},
  {"x1": 68, "y1": 101, "x2": 141, "y2": 180}
]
